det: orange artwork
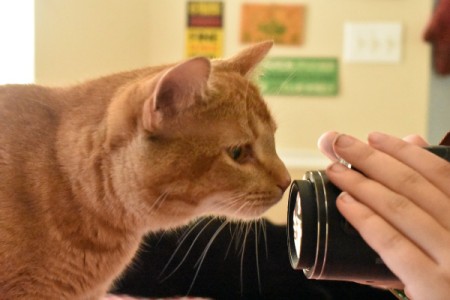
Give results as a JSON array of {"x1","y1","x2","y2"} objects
[{"x1": 240, "y1": 3, "x2": 305, "y2": 45}]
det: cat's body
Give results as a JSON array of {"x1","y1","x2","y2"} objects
[{"x1": 0, "y1": 41, "x2": 290, "y2": 299}]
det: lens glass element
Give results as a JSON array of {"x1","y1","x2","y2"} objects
[{"x1": 293, "y1": 193, "x2": 302, "y2": 258}]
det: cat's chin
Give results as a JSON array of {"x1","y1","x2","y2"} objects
[
  {"x1": 212, "y1": 204, "x2": 275, "y2": 221},
  {"x1": 232, "y1": 207, "x2": 272, "y2": 221}
]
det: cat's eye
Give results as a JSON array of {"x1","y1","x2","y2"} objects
[
  {"x1": 229, "y1": 146, "x2": 243, "y2": 161},
  {"x1": 227, "y1": 144, "x2": 251, "y2": 163}
]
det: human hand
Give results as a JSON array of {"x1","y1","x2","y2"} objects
[{"x1": 318, "y1": 131, "x2": 450, "y2": 300}]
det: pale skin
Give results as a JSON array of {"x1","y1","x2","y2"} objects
[{"x1": 317, "y1": 131, "x2": 450, "y2": 300}]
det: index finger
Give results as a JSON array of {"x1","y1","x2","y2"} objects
[
  {"x1": 333, "y1": 134, "x2": 450, "y2": 230},
  {"x1": 318, "y1": 132, "x2": 430, "y2": 162},
  {"x1": 368, "y1": 132, "x2": 450, "y2": 197}
]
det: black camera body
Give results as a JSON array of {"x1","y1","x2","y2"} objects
[{"x1": 287, "y1": 146, "x2": 450, "y2": 283}]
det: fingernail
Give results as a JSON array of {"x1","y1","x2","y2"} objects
[
  {"x1": 337, "y1": 192, "x2": 355, "y2": 203},
  {"x1": 328, "y1": 162, "x2": 349, "y2": 173},
  {"x1": 334, "y1": 134, "x2": 355, "y2": 148},
  {"x1": 317, "y1": 131, "x2": 340, "y2": 161}
]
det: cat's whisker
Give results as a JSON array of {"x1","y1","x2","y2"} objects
[
  {"x1": 188, "y1": 219, "x2": 230, "y2": 294},
  {"x1": 223, "y1": 219, "x2": 242, "y2": 259},
  {"x1": 234, "y1": 201, "x2": 251, "y2": 217},
  {"x1": 276, "y1": 70, "x2": 296, "y2": 96},
  {"x1": 216, "y1": 199, "x2": 245, "y2": 213},
  {"x1": 224, "y1": 229, "x2": 235, "y2": 259},
  {"x1": 148, "y1": 191, "x2": 169, "y2": 214},
  {"x1": 193, "y1": 219, "x2": 229, "y2": 269},
  {"x1": 235, "y1": 221, "x2": 248, "y2": 253},
  {"x1": 215, "y1": 197, "x2": 241, "y2": 210},
  {"x1": 175, "y1": 218, "x2": 203, "y2": 244},
  {"x1": 224, "y1": 219, "x2": 245, "y2": 259},
  {"x1": 260, "y1": 219, "x2": 269, "y2": 260},
  {"x1": 212, "y1": 192, "x2": 247, "y2": 213},
  {"x1": 217, "y1": 193, "x2": 253, "y2": 217},
  {"x1": 158, "y1": 218, "x2": 215, "y2": 282},
  {"x1": 239, "y1": 222, "x2": 251, "y2": 295},
  {"x1": 225, "y1": 191, "x2": 247, "y2": 202},
  {"x1": 254, "y1": 220, "x2": 262, "y2": 295}
]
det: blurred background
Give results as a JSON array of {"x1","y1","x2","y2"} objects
[{"x1": 2, "y1": 0, "x2": 449, "y2": 223}]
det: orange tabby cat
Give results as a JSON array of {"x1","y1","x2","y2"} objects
[{"x1": 0, "y1": 41, "x2": 290, "y2": 299}]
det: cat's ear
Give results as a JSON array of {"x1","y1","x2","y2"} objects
[
  {"x1": 217, "y1": 40, "x2": 273, "y2": 76},
  {"x1": 143, "y1": 57, "x2": 211, "y2": 132}
]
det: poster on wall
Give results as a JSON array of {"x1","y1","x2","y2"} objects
[
  {"x1": 259, "y1": 57, "x2": 339, "y2": 96},
  {"x1": 186, "y1": 1, "x2": 224, "y2": 58},
  {"x1": 240, "y1": 4, "x2": 305, "y2": 45}
]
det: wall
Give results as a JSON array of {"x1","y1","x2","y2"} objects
[
  {"x1": 146, "y1": 0, "x2": 432, "y2": 149},
  {"x1": 428, "y1": 72, "x2": 450, "y2": 144},
  {"x1": 427, "y1": 0, "x2": 450, "y2": 145},
  {"x1": 35, "y1": 0, "x2": 434, "y2": 224},
  {"x1": 35, "y1": 0, "x2": 151, "y2": 85}
]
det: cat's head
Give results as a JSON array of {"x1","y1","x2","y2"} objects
[{"x1": 107, "y1": 41, "x2": 291, "y2": 228}]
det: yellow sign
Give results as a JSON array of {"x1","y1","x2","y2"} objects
[{"x1": 186, "y1": 2, "x2": 223, "y2": 58}]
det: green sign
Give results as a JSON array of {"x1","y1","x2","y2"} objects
[{"x1": 259, "y1": 57, "x2": 339, "y2": 96}]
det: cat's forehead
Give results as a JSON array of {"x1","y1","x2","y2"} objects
[
  {"x1": 193, "y1": 113, "x2": 274, "y2": 149},
  {"x1": 173, "y1": 65, "x2": 277, "y2": 145},
  {"x1": 191, "y1": 76, "x2": 276, "y2": 145},
  {"x1": 208, "y1": 70, "x2": 276, "y2": 129}
]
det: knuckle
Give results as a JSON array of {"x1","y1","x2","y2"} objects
[
  {"x1": 379, "y1": 230, "x2": 404, "y2": 250},
  {"x1": 360, "y1": 146, "x2": 378, "y2": 162},
  {"x1": 392, "y1": 140, "x2": 411, "y2": 156},
  {"x1": 440, "y1": 238, "x2": 450, "y2": 266},
  {"x1": 342, "y1": 140, "x2": 377, "y2": 163},
  {"x1": 437, "y1": 266, "x2": 450, "y2": 289},
  {"x1": 436, "y1": 162, "x2": 450, "y2": 181},
  {"x1": 386, "y1": 195, "x2": 411, "y2": 213},
  {"x1": 397, "y1": 170, "x2": 422, "y2": 187}
]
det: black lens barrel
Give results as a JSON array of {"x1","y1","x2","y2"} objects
[
  {"x1": 287, "y1": 145, "x2": 450, "y2": 283},
  {"x1": 288, "y1": 171, "x2": 398, "y2": 283}
]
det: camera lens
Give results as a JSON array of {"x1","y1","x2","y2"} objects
[
  {"x1": 292, "y1": 194, "x2": 301, "y2": 258},
  {"x1": 287, "y1": 171, "x2": 399, "y2": 283},
  {"x1": 287, "y1": 179, "x2": 317, "y2": 271},
  {"x1": 287, "y1": 145, "x2": 450, "y2": 283}
]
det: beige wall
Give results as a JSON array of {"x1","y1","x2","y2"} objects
[
  {"x1": 35, "y1": 0, "x2": 151, "y2": 85},
  {"x1": 35, "y1": 0, "x2": 433, "y2": 224}
]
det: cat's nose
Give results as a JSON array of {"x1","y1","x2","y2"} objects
[{"x1": 277, "y1": 172, "x2": 291, "y2": 192}]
